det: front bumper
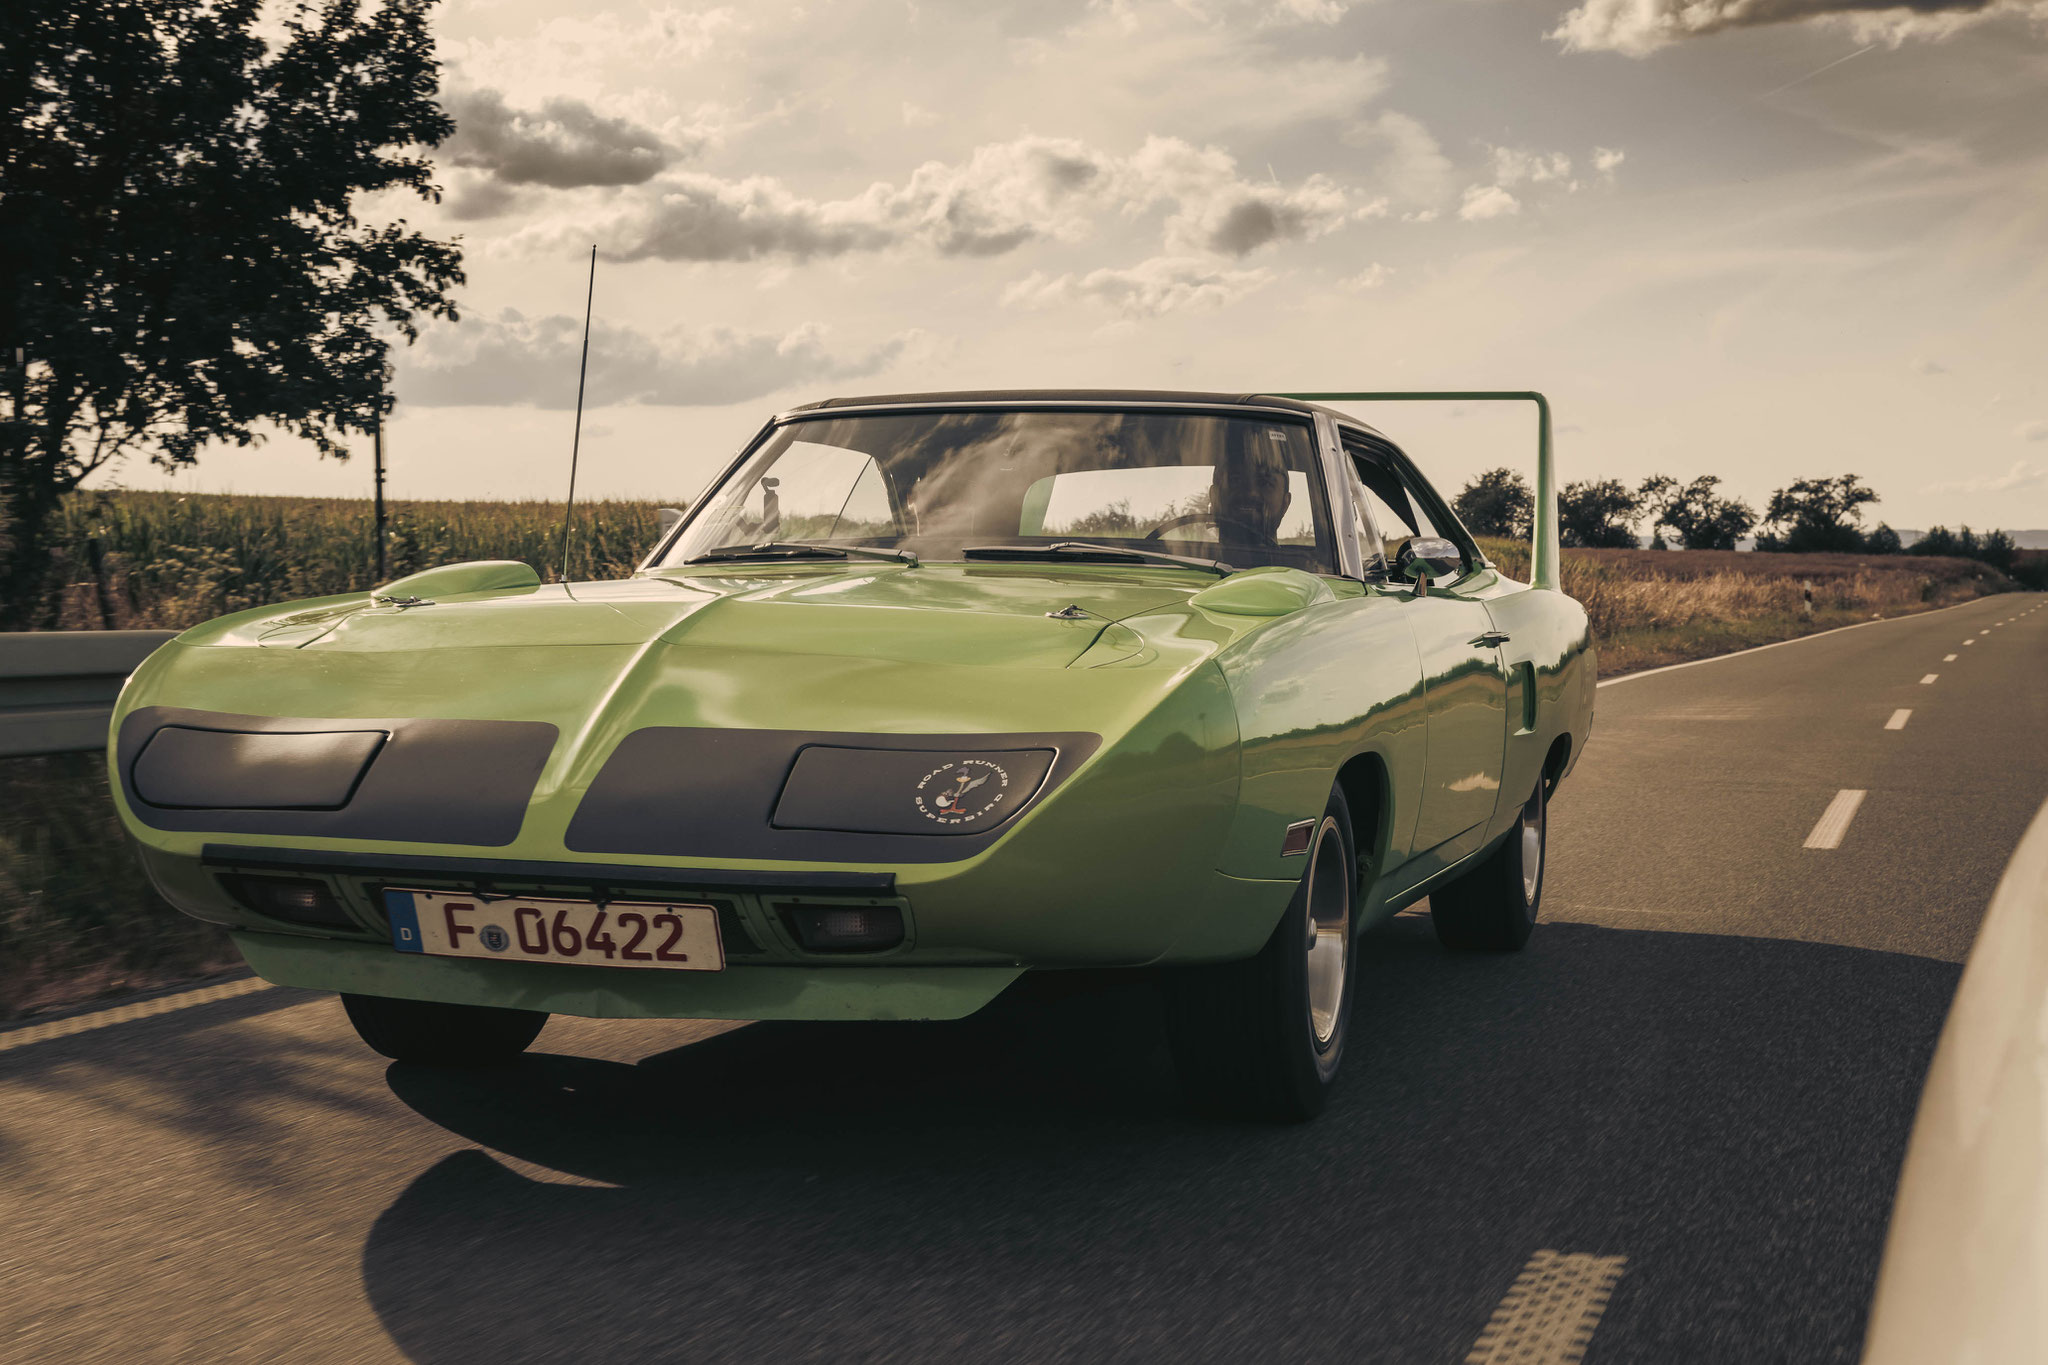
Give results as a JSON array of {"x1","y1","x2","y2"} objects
[{"x1": 234, "y1": 931, "x2": 1024, "y2": 1022}]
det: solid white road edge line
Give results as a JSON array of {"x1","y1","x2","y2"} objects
[
  {"x1": 0, "y1": 977, "x2": 272, "y2": 1054},
  {"x1": 1596, "y1": 597, "x2": 1994, "y2": 689},
  {"x1": 1806, "y1": 790, "x2": 1869, "y2": 850},
  {"x1": 1921, "y1": 674, "x2": 1939, "y2": 684},
  {"x1": 1887, "y1": 709, "x2": 1913, "y2": 730},
  {"x1": 1465, "y1": 1250, "x2": 1627, "y2": 1365}
]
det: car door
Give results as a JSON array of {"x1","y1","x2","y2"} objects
[{"x1": 1343, "y1": 434, "x2": 1509, "y2": 856}]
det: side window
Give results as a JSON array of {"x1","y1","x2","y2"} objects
[
  {"x1": 1345, "y1": 438, "x2": 1462, "y2": 576},
  {"x1": 709, "y1": 441, "x2": 897, "y2": 545}
]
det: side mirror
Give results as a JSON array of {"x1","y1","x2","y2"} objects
[
  {"x1": 657, "y1": 506, "x2": 685, "y2": 541},
  {"x1": 1392, "y1": 536, "x2": 1462, "y2": 594}
]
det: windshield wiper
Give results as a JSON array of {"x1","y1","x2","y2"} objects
[
  {"x1": 686, "y1": 541, "x2": 919, "y2": 567},
  {"x1": 963, "y1": 541, "x2": 1234, "y2": 576}
]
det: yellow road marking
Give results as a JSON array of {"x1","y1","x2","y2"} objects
[
  {"x1": 1466, "y1": 1249, "x2": 1627, "y2": 1365},
  {"x1": 0, "y1": 977, "x2": 272, "y2": 1054}
]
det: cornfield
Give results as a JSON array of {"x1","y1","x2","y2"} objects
[{"x1": 39, "y1": 489, "x2": 668, "y2": 630}]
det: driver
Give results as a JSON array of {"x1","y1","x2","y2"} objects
[{"x1": 1209, "y1": 429, "x2": 1293, "y2": 548}]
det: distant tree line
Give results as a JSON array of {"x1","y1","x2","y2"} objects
[{"x1": 1451, "y1": 468, "x2": 2026, "y2": 574}]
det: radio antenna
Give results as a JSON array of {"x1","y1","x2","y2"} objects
[{"x1": 557, "y1": 243, "x2": 598, "y2": 583}]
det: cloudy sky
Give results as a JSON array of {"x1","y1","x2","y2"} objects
[{"x1": 109, "y1": 0, "x2": 2048, "y2": 530}]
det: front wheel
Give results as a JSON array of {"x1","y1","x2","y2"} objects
[
  {"x1": 1163, "y1": 784, "x2": 1358, "y2": 1122},
  {"x1": 1431, "y1": 781, "x2": 1546, "y2": 952},
  {"x1": 342, "y1": 993, "x2": 548, "y2": 1066}
]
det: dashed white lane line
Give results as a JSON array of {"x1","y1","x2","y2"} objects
[
  {"x1": 0, "y1": 977, "x2": 272, "y2": 1054},
  {"x1": 1944, "y1": 654, "x2": 1958, "y2": 661},
  {"x1": 1921, "y1": 674, "x2": 1939, "y2": 684},
  {"x1": 1965, "y1": 639, "x2": 1976, "y2": 646},
  {"x1": 1886, "y1": 709, "x2": 1913, "y2": 730},
  {"x1": 1806, "y1": 790, "x2": 1869, "y2": 849},
  {"x1": 1466, "y1": 1250, "x2": 1627, "y2": 1365}
]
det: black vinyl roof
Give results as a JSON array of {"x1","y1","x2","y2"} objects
[{"x1": 788, "y1": 388, "x2": 1321, "y2": 415}]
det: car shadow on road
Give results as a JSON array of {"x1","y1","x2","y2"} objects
[{"x1": 361, "y1": 922, "x2": 1958, "y2": 1365}]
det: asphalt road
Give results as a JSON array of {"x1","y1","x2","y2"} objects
[{"x1": 4, "y1": 593, "x2": 2044, "y2": 1365}]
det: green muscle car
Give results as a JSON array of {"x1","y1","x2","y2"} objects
[{"x1": 108, "y1": 389, "x2": 1593, "y2": 1120}]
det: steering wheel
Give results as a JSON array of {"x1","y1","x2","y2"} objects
[{"x1": 1144, "y1": 511, "x2": 1269, "y2": 542}]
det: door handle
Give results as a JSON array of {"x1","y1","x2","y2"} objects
[{"x1": 1472, "y1": 631, "x2": 1511, "y2": 647}]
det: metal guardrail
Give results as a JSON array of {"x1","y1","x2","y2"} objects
[
  {"x1": 0, "y1": 630, "x2": 177, "y2": 758},
  {"x1": 1862, "y1": 791, "x2": 2048, "y2": 1362}
]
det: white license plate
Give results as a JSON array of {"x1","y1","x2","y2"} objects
[{"x1": 384, "y1": 889, "x2": 724, "y2": 972}]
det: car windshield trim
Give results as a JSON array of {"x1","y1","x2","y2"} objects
[{"x1": 962, "y1": 541, "x2": 1234, "y2": 576}]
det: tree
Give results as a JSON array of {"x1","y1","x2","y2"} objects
[
  {"x1": 1913, "y1": 526, "x2": 1954, "y2": 557},
  {"x1": 0, "y1": 0, "x2": 463, "y2": 627},
  {"x1": 1864, "y1": 522, "x2": 1902, "y2": 554},
  {"x1": 1911, "y1": 525, "x2": 2017, "y2": 573},
  {"x1": 1759, "y1": 474, "x2": 1879, "y2": 553},
  {"x1": 1978, "y1": 529, "x2": 2018, "y2": 572},
  {"x1": 1558, "y1": 478, "x2": 1645, "y2": 548},
  {"x1": 1452, "y1": 467, "x2": 1533, "y2": 539},
  {"x1": 1647, "y1": 475, "x2": 1755, "y2": 551}
]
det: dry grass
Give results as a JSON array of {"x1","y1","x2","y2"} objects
[
  {"x1": 1480, "y1": 539, "x2": 2009, "y2": 674},
  {"x1": 0, "y1": 753, "x2": 238, "y2": 1020}
]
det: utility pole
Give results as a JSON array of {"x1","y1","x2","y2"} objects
[{"x1": 372, "y1": 398, "x2": 388, "y2": 584}]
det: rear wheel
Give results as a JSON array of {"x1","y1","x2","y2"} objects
[
  {"x1": 342, "y1": 993, "x2": 548, "y2": 1066},
  {"x1": 1164, "y1": 784, "x2": 1358, "y2": 1122},
  {"x1": 1430, "y1": 781, "x2": 1546, "y2": 952}
]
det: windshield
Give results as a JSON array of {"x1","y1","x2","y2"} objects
[{"x1": 657, "y1": 408, "x2": 1336, "y2": 573}]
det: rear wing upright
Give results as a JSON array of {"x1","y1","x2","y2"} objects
[{"x1": 1277, "y1": 391, "x2": 1558, "y2": 592}]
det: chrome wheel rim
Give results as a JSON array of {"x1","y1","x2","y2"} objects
[
  {"x1": 1303, "y1": 816, "x2": 1351, "y2": 1049},
  {"x1": 1520, "y1": 795, "x2": 1544, "y2": 907}
]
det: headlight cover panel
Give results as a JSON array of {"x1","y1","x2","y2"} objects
[
  {"x1": 772, "y1": 745, "x2": 1057, "y2": 836},
  {"x1": 565, "y1": 728, "x2": 1098, "y2": 863}
]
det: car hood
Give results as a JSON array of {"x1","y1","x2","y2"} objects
[
  {"x1": 126, "y1": 565, "x2": 1257, "y2": 846},
  {"x1": 202, "y1": 564, "x2": 1211, "y2": 670}
]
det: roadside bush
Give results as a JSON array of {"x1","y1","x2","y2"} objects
[{"x1": 0, "y1": 754, "x2": 231, "y2": 1019}]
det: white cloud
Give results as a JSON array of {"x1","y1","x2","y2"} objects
[
  {"x1": 1550, "y1": 0, "x2": 2048, "y2": 55},
  {"x1": 1010, "y1": 3, "x2": 1389, "y2": 137},
  {"x1": 1594, "y1": 147, "x2": 1627, "y2": 174},
  {"x1": 399, "y1": 310, "x2": 912, "y2": 408},
  {"x1": 442, "y1": 8, "x2": 740, "y2": 101},
  {"x1": 1491, "y1": 147, "x2": 1574, "y2": 186},
  {"x1": 2019, "y1": 420, "x2": 2048, "y2": 441},
  {"x1": 1002, "y1": 257, "x2": 1275, "y2": 319},
  {"x1": 1127, "y1": 137, "x2": 1353, "y2": 256},
  {"x1": 1258, "y1": 0, "x2": 1357, "y2": 22},
  {"x1": 1341, "y1": 263, "x2": 1395, "y2": 289},
  {"x1": 1344, "y1": 111, "x2": 1456, "y2": 210},
  {"x1": 1459, "y1": 185, "x2": 1522, "y2": 221},
  {"x1": 1925, "y1": 459, "x2": 2048, "y2": 494},
  {"x1": 441, "y1": 89, "x2": 683, "y2": 197},
  {"x1": 558, "y1": 133, "x2": 1363, "y2": 264}
]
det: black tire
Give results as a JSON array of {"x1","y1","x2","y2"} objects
[
  {"x1": 1164, "y1": 784, "x2": 1358, "y2": 1122},
  {"x1": 342, "y1": 993, "x2": 548, "y2": 1066},
  {"x1": 1431, "y1": 781, "x2": 1546, "y2": 952}
]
